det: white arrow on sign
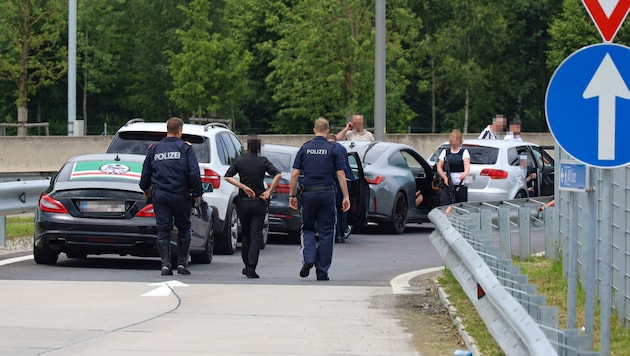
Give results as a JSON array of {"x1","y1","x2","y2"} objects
[
  {"x1": 583, "y1": 53, "x2": 630, "y2": 160},
  {"x1": 142, "y1": 280, "x2": 189, "y2": 297}
]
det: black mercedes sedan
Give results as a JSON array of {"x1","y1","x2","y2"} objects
[{"x1": 34, "y1": 154, "x2": 215, "y2": 265}]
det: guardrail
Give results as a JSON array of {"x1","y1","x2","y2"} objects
[
  {"x1": 0, "y1": 179, "x2": 50, "y2": 245},
  {"x1": 430, "y1": 197, "x2": 598, "y2": 355}
]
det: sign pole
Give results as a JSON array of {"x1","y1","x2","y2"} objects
[
  {"x1": 566, "y1": 190, "x2": 578, "y2": 328},
  {"x1": 584, "y1": 167, "x2": 597, "y2": 349},
  {"x1": 599, "y1": 168, "x2": 612, "y2": 355}
]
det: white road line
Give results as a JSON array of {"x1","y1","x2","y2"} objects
[
  {"x1": 390, "y1": 266, "x2": 445, "y2": 295},
  {"x1": 0, "y1": 255, "x2": 33, "y2": 266}
]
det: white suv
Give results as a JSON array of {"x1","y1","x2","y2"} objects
[{"x1": 106, "y1": 119, "x2": 259, "y2": 255}]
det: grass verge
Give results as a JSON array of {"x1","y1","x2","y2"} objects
[
  {"x1": 439, "y1": 256, "x2": 630, "y2": 355},
  {"x1": 4, "y1": 216, "x2": 34, "y2": 240}
]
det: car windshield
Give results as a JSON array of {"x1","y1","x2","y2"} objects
[
  {"x1": 106, "y1": 131, "x2": 210, "y2": 163},
  {"x1": 264, "y1": 150, "x2": 293, "y2": 173},
  {"x1": 433, "y1": 144, "x2": 499, "y2": 165}
]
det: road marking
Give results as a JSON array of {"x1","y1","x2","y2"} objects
[
  {"x1": 142, "y1": 280, "x2": 189, "y2": 297},
  {"x1": 0, "y1": 255, "x2": 33, "y2": 266},
  {"x1": 390, "y1": 266, "x2": 445, "y2": 295}
]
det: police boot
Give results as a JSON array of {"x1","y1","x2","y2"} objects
[
  {"x1": 156, "y1": 232, "x2": 172, "y2": 275},
  {"x1": 176, "y1": 239, "x2": 191, "y2": 275}
]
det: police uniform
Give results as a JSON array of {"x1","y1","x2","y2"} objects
[
  {"x1": 331, "y1": 141, "x2": 355, "y2": 243},
  {"x1": 140, "y1": 137, "x2": 202, "y2": 275},
  {"x1": 292, "y1": 136, "x2": 345, "y2": 280},
  {"x1": 225, "y1": 154, "x2": 280, "y2": 278}
]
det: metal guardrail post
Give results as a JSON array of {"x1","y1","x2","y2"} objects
[
  {"x1": 544, "y1": 207, "x2": 556, "y2": 260},
  {"x1": 0, "y1": 216, "x2": 5, "y2": 246},
  {"x1": 480, "y1": 209, "x2": 492, "y2": 239},
  {"x1": 498, "y1": 207, "x2": 511, "y2": 257},
  {"x1": 518, "y1": 207, "x2": 531, "y2": 260}
]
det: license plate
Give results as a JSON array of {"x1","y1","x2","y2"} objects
[{"x1": 80, "y1": 201, "x2": 125, "y2": 213}]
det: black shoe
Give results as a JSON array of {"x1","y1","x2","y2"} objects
[
  {"x1": 335, "y1": 237, "x2": 345, "y2": 243},
  {"x1": 317, "y1": 275, "x2": 330, "y2": 281},
  {"x1": 246, "y1": 271, "x2": 260, "y2": 279},
  {"x1": 161, "y1": 266, "x2": 173, "y2": 276},
  {"x1": 242, "y1": 268, "x2": 247, "y2": 276},
  {"x1": 177, "y1": 265, "x2": 191, "y2": 275},
  {"x1": 344, "y1": 225, "x2": 352, "y2": 239},
  {"x1": 300, "y1": 263, "x2": 314, "y2": 278}
]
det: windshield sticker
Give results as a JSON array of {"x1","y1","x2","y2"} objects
[{"x1": 70, "y1": 161, "x2": 142, "y2": 182}]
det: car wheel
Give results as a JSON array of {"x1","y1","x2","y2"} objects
[
  {"x1": 191, "y1": 230, "x2": 213, "y2": 264},
  {"x1": 514, "y1": 190, "x2": 528, "y2": 199},
  {"x1": 387, "y1": 192, "x2": 408, "y2": 234},
  {"x1": 33, "y1": 241, "x2": 59, "y2": 265},
  {"x1": 215, "y1": 203, "x2": 238, "y2": 255}
]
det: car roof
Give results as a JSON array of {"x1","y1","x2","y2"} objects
[
  {"x1": 114, "y1": 120, "x2": 232, "y2": 136},
  {"x1": 339, "y1": 140, "x2": 416, "y2": 153},
  {"x1": 263, "y1": 143, "x2": 299, "y2": 153},
  {"x1": 67, "y1": 153, "x2": 147, "y2": 163},
  {"x1": 436, "y1": 139, "x2": 540, "y2": 148}
]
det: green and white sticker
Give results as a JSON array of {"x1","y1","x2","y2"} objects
[{"x1": 70, "y1": 161, "x2": 142, "y2": 182}]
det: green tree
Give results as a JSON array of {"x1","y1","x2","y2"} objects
[
  {"x1": 168, "y1": 0, "x2": 252, "y2": 125},
  {"x1": 266, "y1": 0, "x2": 420, "y2": 133},
  {"x1": 0, "y1": 0, "x2": 67, "y2": 135}
]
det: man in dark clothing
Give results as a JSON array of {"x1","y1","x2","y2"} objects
[
  {"x1": 289, "y1": 117, "x2": 350, "y2": 281},
  {"x1": 225, "y1": 138, "x2": 282, "y2": 278},
  {"x1": 327, "y1": 134, "x2": 355, "y2": 243},
  {"x1": 140, "y1": 117, "x2": 202, "y2": 276}
]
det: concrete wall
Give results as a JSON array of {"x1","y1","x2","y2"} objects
[{"x1": 0, "y1": 133, "x2": 554, "y2": 173}]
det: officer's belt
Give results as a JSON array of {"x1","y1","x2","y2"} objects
[{"x1": 302, "y1": 185, "x2": 334, "y2": 192}]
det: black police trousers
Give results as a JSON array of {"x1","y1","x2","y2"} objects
[
  {"x1": 153, "y1": 189, "x2": 192, "y2": 268},
  {"x1": 237, "y1": 198, "x2": 267, "y2": 271}
]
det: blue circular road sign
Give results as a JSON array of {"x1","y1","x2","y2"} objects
[{"x1": 546, "y1": 43, "x2": 630, "y2": 168}]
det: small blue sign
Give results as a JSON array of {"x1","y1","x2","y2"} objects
[
  {"x1": 559, "y1": 162, "x2": 589, "y2": 192},
  {"x1": 546, "y1": 43, "x2": 630, "y2": 168}
]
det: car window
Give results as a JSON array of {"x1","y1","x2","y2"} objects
[
  {"x1": 347, "y1": 154, "x2": 361, "y2": 180},
  {"x1": 507, "y1": 148, "x2": 520, "y2": 166},
  {"x1": 219, "y1": 133, "x2": 238, "y2": 165},
  {"x1": 531, "y1": 147, "x2": 554, "y2": 167},
  {"x1": 56, "y1": 160, "x2": 143, "y2": 183},
  {"x1": 401, "y1": 150, "x2": 426, "y2": 177},
  {"x1": 215, "y1": 134, "x2": 229, "y2": 165},
  {"x1": 106, "y1": 131, "x2": 209, "y2": 162},
  {"x1": 513, "y1": 146, "x2": 535, "y2": 170},
  {"x1": 461, "y1": 145, "x2": 499, "y2": 165},
  {"x1": 228, "y1": 133, "x2": 243, "y2": 158},
  {"x1": 362, "y1": 144, "x2": 390, "y2": 165},
  {"x1": 264, "y1": 151, "x2": 293, "y2": 173},
  {"x1": 388, "y1": 151, "x2": 409, "y2": 169}
]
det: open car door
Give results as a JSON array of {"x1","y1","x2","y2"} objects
[{"x1": 346, "y1": 152, "x2": 369, "y2": 226}]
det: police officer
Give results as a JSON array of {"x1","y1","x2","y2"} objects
[
  {"x1": 327, "y1": 134, "x2": 355, "y2": 243},
  {"x1": 140, "y1": 117, "x2": 202, "y2": 276},
  {"x1": 224, "y1": 138, "x2": 282, "y2": 279},
  {"x1": 289, "y1": 117, "x2": 350, "y2": 281}
]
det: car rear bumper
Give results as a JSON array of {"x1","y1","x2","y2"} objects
[
  {"x1": 268, "y1": 207, "x2": 301, "y2": 233},
  {"x1": 35, "y1": 215, "x2": 161, "y2": 256}
]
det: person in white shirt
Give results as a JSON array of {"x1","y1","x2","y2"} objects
[
  {"x1": 504, "y1": 115, "x2": 523, "y2": 141},
  {"x1": 437, "y1": 129, "x2": 471, "y2": 205},
  {"x1": 478, "y1": 114, "x2": 506, "y2": 139},
  {"x1": 336, "y1": 114, "x2": 375, "y2": 141}
]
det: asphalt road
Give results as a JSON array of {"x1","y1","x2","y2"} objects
[{"x1": 0, "y1": 224, "x2": 443, "y2": 355}]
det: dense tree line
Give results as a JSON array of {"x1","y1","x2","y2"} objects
[{"x1": 0, "y1": 0, "x2": 620, "y2": 135}]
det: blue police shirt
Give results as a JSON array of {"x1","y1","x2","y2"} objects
[
  {"x1": 332, "y1": 141, "x2": 355, "y2": 182},
  {"x1": 293, "y1": 136, "x2": 344, "y2": 187},
  {"x1": 140, "y1": 137, "x2": 202, "y2": 196}
]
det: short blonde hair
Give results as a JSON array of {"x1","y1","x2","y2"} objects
[{"x1": 449, "y1": 129, "x2": 463, "y2": 145}]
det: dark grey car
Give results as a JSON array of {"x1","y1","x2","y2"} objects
[{"x1": 34, "y1": 154, "x2": 215, "y2": 265}]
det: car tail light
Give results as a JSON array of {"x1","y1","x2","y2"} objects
[
  {"x1": 136, "y1": 204, "x2": 155, "y2": 217},
  {"x1": 480, "y1": 169, "x2": 508, "y2": 179},
  {"x1": 365, "y1": 176, "x2": 385, "y2": 185},
  {"x1": 201, "y1": 168, "x2": 221, "y2": 189},
  {"x1": 39, "y1": 194, "x2": 69, "y2": 214}
]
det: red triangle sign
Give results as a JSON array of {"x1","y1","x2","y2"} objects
[
  {"x1": 477, "y1": 283, "x2": 486, "y2": 300},
  {"x1": 582, "y1": 0, "x2": 630, "y2": 42}
]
